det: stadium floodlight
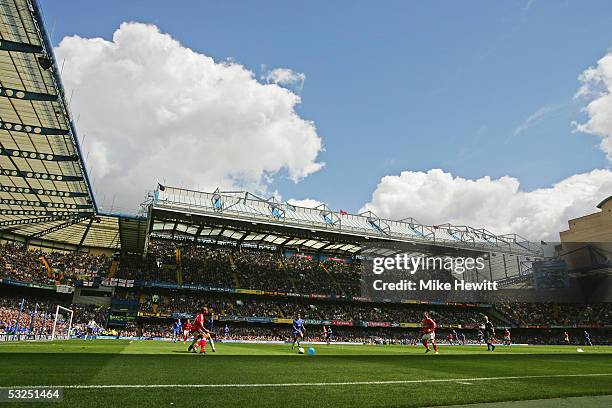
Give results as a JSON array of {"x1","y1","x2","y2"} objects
[{"x1": 51, "y1": 305, "x2": 74, "y2": 341}]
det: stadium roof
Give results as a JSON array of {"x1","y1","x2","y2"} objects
[
  {"x1": 0, "y1": 0, "x2": 148, "y2": 252},
  {"x1": 150, "y1": 186, "x2": 543, "y2": 256}
]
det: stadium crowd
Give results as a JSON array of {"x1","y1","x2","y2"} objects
[
  {"x1": 0, "y1": 242, "x2": 111, "y2": 286},
  {"x1": 1, "y1": 240, "x2": 611, "y2": 344},
  {"x1": 134, "y1": 291, "x2": 491, "y2": 325},
  {"x1": 114, "y1": 240, "x2": 363, "y2": 296},
  {"x1": 496, "y1": 302, "x2": 612, "y2": 326},
  {"x1": 132, "y1": 290, "x2": 612, "y2": 328}
]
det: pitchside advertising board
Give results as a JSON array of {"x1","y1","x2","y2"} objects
[{"x1": 361, "y1": 241, "x2": 611, "y2": 304}]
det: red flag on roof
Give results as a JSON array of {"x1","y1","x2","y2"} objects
[{"x1": 340, "y1": 210, "x2": 348, "y2": 215}]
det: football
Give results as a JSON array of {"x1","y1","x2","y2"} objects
[{"x1": 298, "y1": 347, "x2": 305, "y2": 354}]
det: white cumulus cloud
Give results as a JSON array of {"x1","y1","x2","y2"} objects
[
  {"x1": 575, "y1": 50, "x2": 612, "y2": 161},
  {"x1": 55, "y1": 22, "x2": 323, "y2": 212},
  {"x1": 361, "y1": 168, "x2": 612, "y2": 241},
  {"x1": 287, "y1": 198, "x2": 324, "y2": 208},
  {"x1": 265, "y1": 68, "x2": 306, "y2": 90}
]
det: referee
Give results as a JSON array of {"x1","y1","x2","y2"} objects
[{"x1": 484, "y1": 316, "x2": 496, "y2": 351}]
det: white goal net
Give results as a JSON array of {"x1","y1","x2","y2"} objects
[{"x1": 51, "y1": 305, "x2": 74, "y2": 340}]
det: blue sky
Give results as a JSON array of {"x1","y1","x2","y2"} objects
[{"x1": 40, "y1": 0, "x2": 612, "y2": 218}]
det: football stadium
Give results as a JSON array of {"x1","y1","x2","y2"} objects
[{"x1": 1, "y1": 1, "x2": 611, "y2": 407}]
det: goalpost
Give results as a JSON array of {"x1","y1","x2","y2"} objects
[{"x1": 51, "y1": 305, "x2": 74, "y2": 341}]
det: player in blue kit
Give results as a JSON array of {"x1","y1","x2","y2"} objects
[
  {"x1": 291, "y1": 314, "x2": 306, "y2": 350},
  {"x1": 172, "y1": 319, "x2": 182, "y2": 343},
  {"x1": 205, "y1": 314, "x2": 214, "y2": 332},
  {"x1": 584, "y1": 330, "x2": 593, "y2": 346},
  {"x1": 205, "y1": 312, "x2": 216, "y2": 352}
]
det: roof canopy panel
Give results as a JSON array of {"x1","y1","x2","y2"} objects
[
  {"x1": 0, "y1": 0, "x2": 149, "y2": 251},
  {"x1": 0, "y1": 0, "x2": 95, "y2": 225},
  {"x1": 150, "y1": 186, "x2": 543, "y2": 257}
]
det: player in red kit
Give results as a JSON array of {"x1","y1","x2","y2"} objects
[
  {"x1": 421, "y1": 312, "x2": 439, "y2": 354},
  {"x1": 187, "y1": 306, "x2": 216, "y2": 354},
  {"x1": 503, "y1": 329, "x2": 511, "y2": 346},
  {"x1": 183, "y1": 320, "x2": 192, "y2": 343}
]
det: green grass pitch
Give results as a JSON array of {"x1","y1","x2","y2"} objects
[{"x1": 1, "y1": 340, "x2": 611, "y2": 407}]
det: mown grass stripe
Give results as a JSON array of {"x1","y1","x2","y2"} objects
[{"x1": 3, "y1": 373, "x2": 611, "y2": 389}]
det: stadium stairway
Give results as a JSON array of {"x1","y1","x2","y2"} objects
[
  {"x1": 275, "y1": 303, "x2": 286, "y2": 318},
  {"x1": 228, "y1": 254, "x2": 241, "y2": 288},
  {"x1": 489, "y1": 307, "x2": 518, "y2": 327},
  {"x1": 176, "y1": 267, "x2": 183, "y2": 285},
  {"x1": 175, "y1": 249, "x2": 183, "y2": 285},
  {"x1": 107, "y1": 260, "x2": 118, "y2": 278},
  {"x1": 279, "y1": 257, "x2": 299, "y2": 293},
  {"x1": 320, "y1": 263, "x2": 345, "y2": 296}
]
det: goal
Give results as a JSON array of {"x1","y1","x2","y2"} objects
[{"x1": 51, "y1": 305, "x2": 74, "y2": 340}]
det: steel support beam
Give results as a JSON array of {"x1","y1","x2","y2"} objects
[
  {"x1": 77, "y1": 217, "x2": 95, "y2": 247},
  {"x1": 0, "y1": 198, "x2": 91, "y2": 210},
  {"x1": 0, "y1": 120, "x2": 69, "y2": 136},
  {"x1": 0, "y1": 39, "x2": 43, "y2": 53},
  {"x1": 0, "y1": 167, "x2": 83, "y2": 182},
  {"x1": 0, "y1": 212, "x2": 93, "y2": 228},
  {"x1": 192, "y1": 224, "x2": 205, "y2": 242},
  {"x1": 0, "y1": 184, "x2": 88, "y2": 198},
  {"x1": 0, "y1": 147, "x2": 78, "y2": 161},
  {"x1": 31, "y1": 215, "x2": 91, "y2": 238},
  {"x1": 0, "y1": 86, "x2": 57, "y2": 101},
  {"x1": 0, "y1": 209, "x2": 93, "y2": 217}
]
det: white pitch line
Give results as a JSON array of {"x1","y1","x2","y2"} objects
[
  {"x1": 2, "y1": 373, "x2": 611, "y2": 390},
  {"x1": 455, "y1": 382, "x2": 473, "y2": 385}
]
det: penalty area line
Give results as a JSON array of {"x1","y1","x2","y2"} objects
[{"x1": 3, "y1": 373, "x2": 612, "y2": 389}]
